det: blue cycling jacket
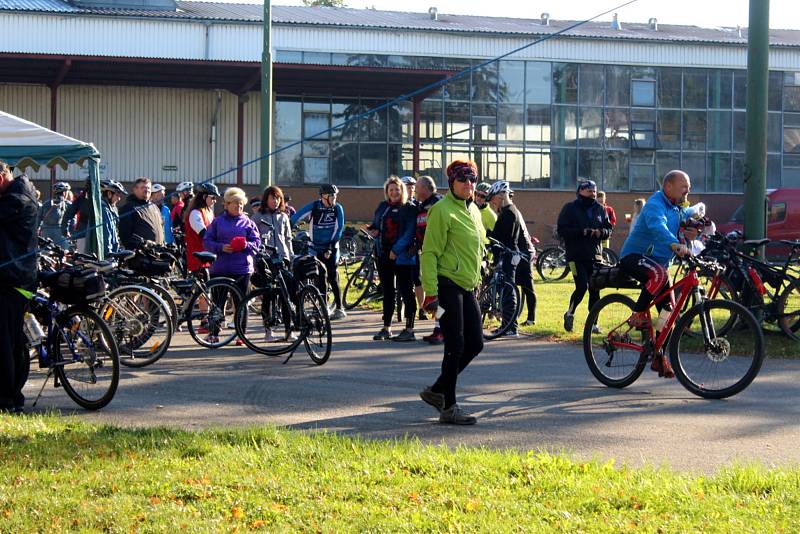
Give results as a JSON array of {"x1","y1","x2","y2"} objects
[
  {"x1": 291, "y1": 200, "x2": 345, "y2": 252},
  {"x1": 620, "y1": 190, "x2": 685, "y2": 266}
]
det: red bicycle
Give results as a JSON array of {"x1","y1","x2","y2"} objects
[{"x1": 583, "y1": 256, "x2": 764, "y2": 399}]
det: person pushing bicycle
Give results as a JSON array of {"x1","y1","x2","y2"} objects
[{"x1": 618, "y1": 170, "x2": 694, "y2": 378}]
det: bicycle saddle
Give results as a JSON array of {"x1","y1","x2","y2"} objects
[
  {"x1": 193, "y1": 251, "x2": 217, "y2": 263},
  {"x1": 743, "y1": 239, "x2": 770, "y2": 248}
]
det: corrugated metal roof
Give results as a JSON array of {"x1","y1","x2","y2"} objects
[{"x1": 0, "y1": 0, "x2": 799, "y2": 47}]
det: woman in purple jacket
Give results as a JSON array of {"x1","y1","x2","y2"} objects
[{"x1": 203, "y1": 187, "x2": 261, "y2": 343}]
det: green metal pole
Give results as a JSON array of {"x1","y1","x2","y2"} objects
[
  {"x1": 743, "y1": 0, "x2": 769, "y2": 246},
  {"x1": 260, "y1": 0, "x2": 273, "y2": 188}
]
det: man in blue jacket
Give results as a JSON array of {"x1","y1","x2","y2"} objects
[
  {"x1": 619, "y1": 170, "x2": 692, "y2": 377},
  {"x1": 292, "y1": 184, "x2": 346, "y2": 319}
]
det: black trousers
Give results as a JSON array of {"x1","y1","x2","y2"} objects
[
  {"x1": 315, "y1": 251, "x2": 342, "y2": 310},
  {"x1": 210, "y1": 274, "x2": 251, "y2": 335},
  {"x1": 431, "y1": 278, "x2": 484, "y2": 408},
  {"x1": 377, "y1": 256, "x2": 417, "y2": 328},
  {"x1": 516, "y1": 260, "x2": 537, "y2": 323},
  {"x1": 620, "y1": 254, "x2": 669, "y2": 312},
  {"x1": 567, "y1": 259, "x2": 601, "y2": 315},
  {"x1": 0, "y1": 288, "x2": 30, "y2": 410}
]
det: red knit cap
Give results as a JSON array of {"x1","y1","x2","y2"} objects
[{"x1": 446, "y1": 160, "x2": 478, "y2": 187}]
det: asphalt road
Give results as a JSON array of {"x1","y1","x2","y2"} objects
[{"x1": 24, "y1": 309, "x2": 800, "y2": 473}]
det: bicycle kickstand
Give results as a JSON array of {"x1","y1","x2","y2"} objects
[
  {"x1": 282, "y1": 349, "x2": 296, "y2": 365},
  {"x1": 32, "y1": 369, "x2": 55, "y2": 409}
]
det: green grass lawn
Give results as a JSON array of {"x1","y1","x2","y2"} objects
[
  {"x1": 1, "y1": 415, "x2": 799, "y2": 532},
  {"x1": 340, "y1": 264, "x2": 799, "y2": 358}
]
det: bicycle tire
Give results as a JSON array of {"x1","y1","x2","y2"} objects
[
  {"x1": 187, "y1": 278, "x2": 243, "y2": 348},
  {"x1": 679, "y1": 270, "x2": 738, "y2": 337},
  {"x1": 777, "y1": 277, "x2": 800, "y2": 340},
  {"x1": 235, "y1": 286, "x2": 303, "y2": 356},
  {"x1": 343, "y1": 261, "x2": 379, "y2": 310},
  {"x1": 583, "y1": 293, "x2": 648, "y2": 388},
  {"x1": 669, "y1": 299, "x2": 764, "y2": 399},
  {"x1": 102, "y1": 285, "x2": 173, "y2": 368},
  {"x1": 145, "y1": 281, "x2": 179, "y2": 333},
  {"x1": 602, "y1": 247, "x2": 619, "y2": 266},
  {"x1": 536, "y1": 246, "x2": 569, "y2": 281},
  {"x1": 299, "y1": 285, "x2": 332, "y2": 365},
  {"x1": 53, "y1": 306, "x2": 120, "y2": 410},
  {"x1": 479, "y1": 279, "x2": 520, "y2": 340}
]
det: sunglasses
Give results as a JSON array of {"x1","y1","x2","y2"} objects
[{"x1": 455, "y1": 174, "x2": 478, "y2": 184}]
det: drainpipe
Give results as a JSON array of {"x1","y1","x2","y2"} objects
[{"x1": 210, "y1": 91, "x2": 222, "y2": 179}]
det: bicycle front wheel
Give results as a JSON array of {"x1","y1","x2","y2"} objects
[
  {"x1": 669, "y1": 299, "x2": 764, "y2": 399},
  {"x1": 187, "y1": 278, "x2": 243, "y2": 348},
  {"x1": 53, "y1": 306, "x2": 120, "y2": 410},
  {"x1": 479, "y1": 279, "x2": 519, "y2": 340},
  {"x1": 583, "y1": 294, "x2": 648, "y2": 388},
  {"x1": 299, "y1": 285, "x2": 332, "y2": 365},
  {"x1": 536, "y1": 246, "x2": 569, "y2": 281},
  {"x1": 235, "y1": 286, "x2": 302, "y2": 356},
  {"x1": 777, "y1": 278, "x2": 800, "y2": 341},
  {"x1": 343, "y1": 261, "x2": 379, "y2": 309}
]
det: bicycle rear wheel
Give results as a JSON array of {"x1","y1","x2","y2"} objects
[
  {"x1": 583, "y1": 294, "x2": 648, "y2": 388},
  {"x1": 299, "y1": 285, "x2": 332, "y2": 365},
  {"x1": 479, "y1": 279, "x2": 519, "y2": 340},
  {"x1": 102, "y1": 286, "x2": 172, "y2": 368},
  {"x1": 343, "y1": 261, "x2": 379, "y2": 309},
  {"x1": 669, "y1": 299, "x2": 764, "y2": 399},
  {"x1": 777, "y1": 278, "x2": 800, "y2": 341},
  {"x1": 602, "y1": 247, "x2": 619, "y2": 266},
  {"x1": 53, "y1": 306, "x2": 120, "y2": 410},
  {"x1": 187, "y1": 278, "x2": 242, "y2": 348},
  {"x1": 235, "y1": 287, "x2": 303, "y2": 356},
  {"x1": 536, "y1": 246, "x2": 569, "y2": 281}
]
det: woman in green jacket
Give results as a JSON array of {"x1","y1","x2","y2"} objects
[{"x1": 419, "y1": 160, "x2": 485, "y2": 425}]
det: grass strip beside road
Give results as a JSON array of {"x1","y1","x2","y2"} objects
[{"x1": 1, "y1": 415, "x2": 798, "y2": 532}]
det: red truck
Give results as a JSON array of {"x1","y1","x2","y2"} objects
[{"x1": 717, "y1": 188, "x2": 800, "y2": 258}]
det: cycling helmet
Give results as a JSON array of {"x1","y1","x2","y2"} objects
[
  {"x1": 176, "y1": 181, "x2": 194, "y2": 193},
  {"x1": 100, "y1": 179, "x2": 126, "y2": 196},
  {"x1": 194, "y1": 182, "x2": 220, "y2": 197},
  {"x1": 400, "y1": 176, "x2": 417, "y2": 185},
  {"x1": 319, "y1": 184, "x2": 339, "y2": 196},
  {"x1": 151, "y1": 183, "x2": 165, "y2": 194},
  {"x1": 475, "y1": 182, "x2": 491, "y2": 194},
  {"x1": 53, "y1": 182, "x2": 71, "y2": 194},
  {"x1": 485, "y1": 181, "x2": 513, "y2": 200}
]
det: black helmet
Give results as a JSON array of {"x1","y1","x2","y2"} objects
[
  {"x1": 194, "y1": 182, "x2": 220, "y2": 197},
  {"x1": 319, "y1": 184, "x2": 339, "y2": 196}
]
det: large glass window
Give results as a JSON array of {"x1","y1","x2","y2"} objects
[
  {"x1": 785, "y1": 113, "x2": 800, "y2": 153},
  {"x1": 550, "y1": 148, "x2": 577, "y2": 189},
  {"x1": 444, "y1": 101, "x2": 470, "y2": 142},
  {"x1": 471, "y1": 103, "x2": 497, "y2": 144},
  {"x1": 578, "y1": 149, "x2": 603, "y2": 182},
  {"x1": 707, "y1": 111, "x2": 732, "y2": 151},
  {"x1": 631, "y1": 80, "x2": 655, "y2": 107},
  {"x1": 630, "y1": 109, "x2": 655, "y2": 150},
  {"x1": 331, "y1": 142, "x2": 358, "y2": 186},
  {"x1": 606, "y1": 108, "x2": 630, "y2": 149},
  {"x1": 657, "y1": 110, "x2": 681, "y2": 149},
  {"x1": 769, "y1": 71, "x2": 783, "y2": 111},
  {"x1": 525, "y1": 61, "x2": 551, "y2": 104},
  {"x1": 606, "y1": 65, "x2": 630, "y2": 107},
  {"x1": 706, "y1": 152, "x2": 731, "y2": 192},
  {"x1": 683, "y1": 70, "x2": 708, "y2": 108},
  {"x1": 496, "y1": 146, "x2": 525, "y2": 184},
  {"x1": 275, "y1": 99, "x2": 301, "y2": 141},
  {"x1": 388, "y1": 101, "x2": 413, "y2": 143},
  {"x1": 707, "y1": 70, "x2": 732, "y2": 109},
  {"x1": 552, "y1": 106, "x2": 577, "y2": 146},
  {"x1": 579, "y1": 64, "x2": 605, "y2": 106},
  {"x1": 525, "y1": 105, "x2": 550, "y2": 144},
  {"x1": 359, "y1": 99, "x2": 387, "y2": 142},
  {"x1": 443, "y1": 58, "x2": 471, "y2": 100},
  {"x1": 682, "y1": 111, "x2": 706, "y2": 150},
  {"x1": 420, "y1": 99, "x2": 443, "y2": 143},
  {"x1": 472, "y1": 61, "x2": 498, "y2": 103},
  {"x1": 552, "y1": 63, "x2": 578, "y2": 104},
  {"x1": 498, "y1": 61, "x2": 525, "y2": 103},
  {"x1": 656, "y1": 152, "x2": 680, "y2": 184},
  {"x1": 683, "y1": 153, "x2": 706, "y2": 191},
  {"x1": 783, "y1": 154, "x2": 800, "y2": 187},
  {"x1": 631, "y1": 151, "x2": 655, "y2": 191},
  {"x1": 360, "y1": 144, "x2": 386, "y2": 186},
  {"x1": 578, "y1": 107, "x2": 603, "y2": 147},
  {"x1": 658, "y1": 68, "x2": 682, "y2": 108},
  {"x1": 304, "y1": 100, "x2": 330, "y2": 140},
  {"x1": 604, "y1": 151, "x2": 629, "y2": 191},
  {"x1": 785, "y1": 86, "x2": 800, "y2": 112},
  {"x1": 497, "y1": 104, "x2": 524, "y2": 144},
  {"x1": 524, "y1": 151, "x2": 550, "y2": 188},
  {"x1": 274, "y1": 143, "x2": 302, "y2": 185}
]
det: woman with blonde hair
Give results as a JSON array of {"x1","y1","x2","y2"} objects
[
  {"x1": 203, "y1": 187, "x2": 261, "y2": 343},
  {"x1": 367, "y1": 175, "x2": 418, "y2": 342}
]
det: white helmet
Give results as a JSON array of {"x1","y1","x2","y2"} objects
[
  {"x1": 151, "y1": 183, "x2": 165, "y2": 194},
  {"x1": 53, "y1": 182, "x2": 71, "y2": 194},
  {"x1": 176, "y1": 181, "x2": 194, "y2": 193},
  {"x1": 486, "y1": 181, "x2": 513, "y2": 200}
]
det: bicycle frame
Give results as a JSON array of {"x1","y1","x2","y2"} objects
[{"x1": 607, "y1": 266, "x2": 702, "y2": 354}]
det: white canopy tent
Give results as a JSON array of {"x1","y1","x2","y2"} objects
[{"x1": 0, "y1": 111, "x2": 104, "y2": 258}]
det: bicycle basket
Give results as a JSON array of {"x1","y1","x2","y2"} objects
[
  {"x1": 128, "y1": 252, "x2": 173, "y2": 277},
  {"x1": 589, "y1": 266, "x2": 639, "y2": 291},
  {"x1": 39, "y1": 268, "x2": 106, "y2": 304},
  {"x1": 292, "y1": 254, "x2": 320, "y2": 281}
]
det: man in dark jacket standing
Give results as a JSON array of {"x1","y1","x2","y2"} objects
[
  {"x1": 118, "y1": 177, "x2": 165, "y2": 249},
  {"x1": 557, "y1": 179, "x2": 612, "y2": 332},
  {"x1": 0, "y1": 162, "x2": 39, "y2": 413}
]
